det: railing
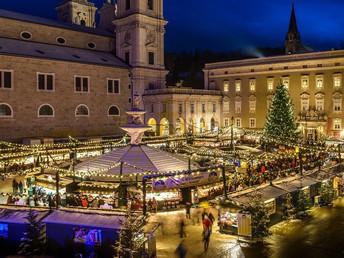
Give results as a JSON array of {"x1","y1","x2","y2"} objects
[{"x1": 144, "y1": 88, "x2": 221, "y2": 95}]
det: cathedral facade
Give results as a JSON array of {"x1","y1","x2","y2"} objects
[{"x1": 0, "y1": 0, "x2": 168, "y2": 142}]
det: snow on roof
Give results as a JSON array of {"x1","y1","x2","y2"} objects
[
  {"x1": 0, "y1": 37, "x2": 129, "y2": 68},
  {"x1": 0, "y1": 207, "x2": 49, "y2": 224},
  {"x1": 42, "y1": 209, "x2": 128, "y2": 229},
  {"x1": 275, "y1": 177, "x2": 318, "y2": 192},
  {"x1": 0, "y1": 9, "x2": 114, "y2": 37},
  {"x1": 75, "y1": 145, "x2": 197, "y2": 176}
]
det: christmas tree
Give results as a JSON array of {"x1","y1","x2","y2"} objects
[
  {"x1": 282, "y1": 192, "x2": 296, "y2": 220},
  {"x1": 263, "y1": 82, "x2": 301, "y2": 144},
  {"x1": 17, "y1": 209, "x2": 46, "y2": 256},
  {"x1": 115, "y1": 208, "x2": 146, "y2": 258},
  {"x1": 248, "y1": 190, "x2": 270, "y2": 239},
  {"x1": 296, "y1": 189, "x2": 310, "y2": 218},
  {"x1": 318, "y1": 182, "x2": 337, "y2": 206}
]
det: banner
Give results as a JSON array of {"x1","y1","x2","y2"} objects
[{"x1": 152, "y1": 171, "x2": 219, "y2": 191}]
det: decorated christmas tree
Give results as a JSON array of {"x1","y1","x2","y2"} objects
[
  {"x1": 263, "y1": 82, "x2": 301, "y2": 144},
  {"x1": 318, "y1": 182, "x2": 337, "y2": 206},
  {"x1": 115, "y1": 207, "x2": 146, "y2": 258},
  {"x1": 17, "y1": 209, "x2": 46, "y2": 256},
  {"x1": 248, "y1": 190, "x2": 270, "y2": 239},
  {"x1": 296, "y1": 189, "x2": 310, "y2": 218},
  {"x1": 282, "y1": 192, "x2": 296, "y2": 219}
]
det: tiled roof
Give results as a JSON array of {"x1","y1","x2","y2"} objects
[
  {"x1": 0, "y1": 37, "x2": 129, "y2": 68},
  {"x1": 0, "y1": 8, "x2": 114, "y2": 37}
]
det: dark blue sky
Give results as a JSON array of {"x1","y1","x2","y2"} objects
[{"x1": 1, "y1": 0, "x2": 343, "y2": 52}]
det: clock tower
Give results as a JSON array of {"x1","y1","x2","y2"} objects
[{"x1": 114, "y1": 0, "x2": 168, "y2": 108}]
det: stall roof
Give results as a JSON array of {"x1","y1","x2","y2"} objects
[
  {"x1": 275, "y1": 177, "x2": 318, "y2": 192},
  {"x1": 229, "y1": 185, "x2": 288, "y2": 207},
  {"x1": 0, "y1": 206, "x2": 49, "y2": 224},
  {"x1": 42, "y1": 209, "x2": 131, "y2": 230}
]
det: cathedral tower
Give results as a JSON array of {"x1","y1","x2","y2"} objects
[
  {"x1": 56, "y1": 0, "x2": 98, "y2": 27},
  {"x1": 285, "y1": 3, "x2": 302, "y2": 54},
  {"x1": 114, "y1": 0, "x2": 168, "y2": 107}
]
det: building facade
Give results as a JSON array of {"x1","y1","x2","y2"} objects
[{"x1": 0, "y1": 0, "x2": 168, "y2": 142}]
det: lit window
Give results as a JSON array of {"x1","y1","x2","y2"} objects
[
  {"x1": 316, "y1": 99, "x2": 324, "y2": 111},
  {"x1": 235, "y1": 118, "x2": 241, "y2": 127},
  {"x1": 249, "y1": 79, "x2": 256, "y2": 92},
  {"x1": 224, "y1": 118, "x2": 229, "y2": 127},
  {"x1": 37, "y1": 73, "x2": 54, "y2": 91},
  {"x1": 334, "y1": 74, "x2": 342, "y2": 88},
  {"x1": 235, "y1": 101, "x2": 241, "y2": 113},
  {"x1": 108, "y1": 105, "x2": 120, "y2": 116},
  {"x1": 334, "y1": 119, "x2": 342, "y2": 130},
  {"x1": 249, "y1": 100, "x2": 256, "y2": 113},
  {"x1": 334, "y1": 99, "x2": 342, "y2": 112},
  {"x1": 107, "y1": 79, "x2": 120, "y2": 94},
  {"x1": 223, "y1": 100, "x2": 229, "y2": 112},
  {"x1": 235, "y1": 80, "x2": 241, "y2": 92},
  {"x1": 75, "y1": 76, "x2": 89, "y2": 93},
  {"x1": 316, "y1": 75, "x2": 324, "y2": 89},
  {"x1": 282, "y1": 77, "x2": 289, "y2": 89},
  {"x1": 249, "y1": 118, "x2": 256, "y2": 128},
  {"x1": 301, "y1": 76, "x2": 309, "y2": 90},
  {"x1": 223, "y1": 80, "x2": 229, "y2": 92},
  {"x1": 267, "y1": 78, "x2": 274, "y2": 91},
  {"x1": 301, "y1": 99, "x2": 309, "y2": 111}
]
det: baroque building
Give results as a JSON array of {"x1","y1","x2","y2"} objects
[{"x1": 0, "y1": 0, "x2": 168, "y2": 142}]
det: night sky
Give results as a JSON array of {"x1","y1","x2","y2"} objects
[{"x1": 1, "y1": 0, "x2": 343, "y2": 53}]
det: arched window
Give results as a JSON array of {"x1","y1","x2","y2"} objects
[
  {"x1": 108, "y1": 105, "x2": 120, "y2": 116},
  {"x1": 75, "y1": 104, "x2": 89, "y2": 116},
  {"x1": 0, "y1": 103, "x2": 12, "y2": 117},
  {"x1": 38, "y1": 104, "x2": 54, "y2": 117}
]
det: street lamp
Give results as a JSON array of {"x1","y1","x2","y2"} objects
[
  {"x1": 295, "y1": 147, "x2": 303, "y2": 176},
  {"x1": 230, "y1": 116, "x2": 234, "y2": 151}
]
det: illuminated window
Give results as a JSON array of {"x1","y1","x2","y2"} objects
[
  {"x1": 334, "y1": 99, "x2": 342, "y2": 112},
  {"x1": 316, "y1": 99, "x2": 324, "y2": 111},
  {"x1": 301, "y1": 76, "x2": 309, "y2": 90},
  {"x1": 316, "y1": 75, "x2": 324, "y2": 89},
  {"x1": 249, "y1": 118, "x2": 256, "y2": 128},
  {"x1": 282, "y1": 77, "x2": 289, "y2": 89},
  {"x1": 301, "y1": 99, "x2": 309, "y2": 111},
  {"x1": 334, "y1": 73, "x2": 342, "y2": 88},
  {"x1": 264, "y1": 199, "x2": 276, "y2": 215},
  {"x1": 249, "y1": 100, "x2": 256, "y2": 113},
  {"x1": 334, "y1": 119, "x2": 342, "y2": 130},
  {"x1": 267, "y1": 78, "x2": 274, "y2": 91},
  {"x1": 224, "y1": 118, "x2": 229, "y2": 127},
  {"x1": 235, "y1": 118, "x2": 241, "y2": 127},
  {"x1": 223, "y1": 80, "x2": 229, "y2": 92},
  {"x1": 249, "y1": 79, "x2": 256, "y2": 92},
  {"x1": 223, "y1": 100, "x2": 229, "y2": 112},
  {"x1": 235, "y1": 101, "x2": 241, "y2": 113},
  {"x1": 235, "y1": 80, "x2": 241, "y2": 92}
]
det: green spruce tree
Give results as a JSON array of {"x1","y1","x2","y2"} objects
[
  {"x1": 319, "y1": 182, "x2": 337, "y2": 206},
  {"x1": 17, "y1": 209, "x2": 46, "y2": 256},
  {"x1": 115, "y1": 208, "x2": 145, "y2": 258},
  {"x1": 282, "y1": 193, "x2": 296, "y2": 219},
  {"x1": 263, "y1": 82, "x2": 301, "y2": 144},
  {"x1": 296, "y1": 190, "x2": 310, "y2": 218},
  {"x1": 248, "y1": 190, "x2": 270, "y2": 239}
]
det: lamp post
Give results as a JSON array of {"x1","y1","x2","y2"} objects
[
  {"x1": 295, "y1": 147, "x2": 303, "y2": 176},
  {"x1": 55, "y1": 171, "x2": 59, "y2": 210},
  {"x1": 221, "y1": 165, "x2": 227, "y2": 199},
  {"x1": 230, "y1": 116, "x2": 234, "y2": 151}
]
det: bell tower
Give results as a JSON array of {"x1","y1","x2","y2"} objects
[
  {"x1": 285, "y1": 3, "x2": 302, "y2": 54},
  {"x1": 56, "y1": 0, "x2": 98, "y2": 27},
  {"x1": 114, "y1": 0, "x2": 168, "y2": 107}
]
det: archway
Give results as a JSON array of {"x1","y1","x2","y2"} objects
[
  {"x1": 175, "y1": 118, "x2": 185, "y2": 135},
  {"x1": 160, "y1": 118, "x2": 170, "y2": 136},
  {"x1": 188, "y1": 118, "x2": 195, "y2": 134},
  {"x1": 147, "y1": 118, "x2": 157, "y2": 135}
]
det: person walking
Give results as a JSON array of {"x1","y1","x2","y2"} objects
[
  {"x1": 203, "y1": 226, "x2": 211, "y2": 252},
  {"x1": 185, "y1": 202, "x2": 191, "y2": 219},
  {"x1": 175, "y1": 240, "x2": 187, "y2": 258},
  {"x1": 180, "y1": 219, "x2": 186, "y2": 238}
]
